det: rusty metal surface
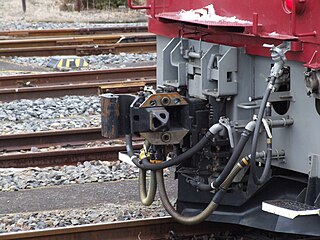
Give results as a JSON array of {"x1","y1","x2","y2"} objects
[
  {"x1": 0, "y1": 127, "x2": 143, "y2": 168},
  {"x1": 0, "y1": 26, "x2": 148, "y2": 38},
  {"x1": 0, "y1": 66, "x2": 156, "y2": 87},
  {"x1": 0, "y1": 78, "x2": 156, "y2": 101},
  {"x1": 0, "y1": 42, "x2": 156, "y2": 57},
  {"x1": 0, "y1": 143, "x2": 142, "y2": 168},
  {"x1": 0, "y1": 128, "x2": 103, "y2": 152},
  {"x1": 0, "y1": 32, "x2": 155, "y2": 48},
  {"x1": 0, "y1": 217, "x2": 237, "y2": 240},
  {"x1": 0, "y1": 66, "x2": 156, "y2": 101}
]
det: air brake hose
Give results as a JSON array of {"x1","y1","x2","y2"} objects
[
  {"x1": 250, "y1": 77, "x2": 276, "y2": 185},
  {"x1": 156, "y1": 157, "x2": 250, "y2": 225},
  {"x1": 190, "y1": 120, "x2": 255, "y2": 191},
  {"x1": 125, "y1": 134, "x2": 157, "y2": 206},
  {"x1": 139, "y1": 169, "x2": 157, "y2": 206},
  {"x1": 211, "y1": 120, "x2": 255, "y2": 188},
  {"x1": 128, "y1": 124, "x2": 225, "y2": 171}
]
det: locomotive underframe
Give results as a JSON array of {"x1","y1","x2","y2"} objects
[{"x1": 156, "y1": 36, "x2": 320, "y2": 235}]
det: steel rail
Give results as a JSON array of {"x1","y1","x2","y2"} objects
[
  {"x1": 0, "y1": 66, "x2": 156, "y2": 101},
  {"x1": 0, "y1": 78, "x2": 156, "y2": 101},
  {"x1": 0, "y1": 32, "x2": 155, "y2": 48},
  {"x1": 0, "y1": 26, "x2": 148, "y2": 38},
  {"x1": 0, "y1": 217, "x2": 235, "y2": 240},
  {"x1": 0, "y1": 66, "x2": 156, "y2": 87},
  {"x1": 0, "y1": 127, "x2": 143, "y2": 168},
  {"x1": 0, "y1": 41, "x2": 156, "y2": 57}
]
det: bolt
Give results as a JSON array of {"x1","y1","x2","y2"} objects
[
  {"x1": 161, "y1": 97, "x2": 170, "y2": 106},
  {"x1": 173, "y1": 98, "x2": 181, "y2": 105},
  {"x1": 150, "y1": 100, "x2": 157, "y2": 106}
]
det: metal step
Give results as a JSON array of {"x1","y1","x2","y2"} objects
[{"x1": 262, "y1": 200, "x2": 320, "y2": 219}]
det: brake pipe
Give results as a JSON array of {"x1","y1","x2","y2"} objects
[
  {"x1": 128, "y1": 123, "x2": 225, "y2": 171},
  {"x1": 250, "y1": 78, "x2": 276, "y2": 185},
  {"x1": 125, "y1": 135, "x2": 157, "y2": 206},
  {"x1": 156, "y1": 157, "x2": 250, "y2": 225},
  {"x1": 211, "y1": 120, "x2": 255, "y2": 188}
]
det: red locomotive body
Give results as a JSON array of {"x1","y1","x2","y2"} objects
[
  {"x1": 103, "y1": 0, "x2": 320, "y2": 236},
  {"x1": 146, "y1": 0, "x2": 320, "y2": 69}
]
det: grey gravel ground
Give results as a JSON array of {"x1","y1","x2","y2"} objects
[
  {"x1": 0, "y1": 202, "x2": 168, "y2": 233},
  {"x1": 5, "y1": 53, "x2": 157, "y2": 72},
  {"x1": 0, "y1": 160, "x2": 142, "y2": 192},
  {"x1": 0, "y1": 166, "x2": 175, "y2": 233},
  {"x1": 0, "y1": 95, "x2": 100, "y2": 134}
]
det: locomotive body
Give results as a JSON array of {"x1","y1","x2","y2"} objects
[{"x1": 102, "y1": 0, "x2": 320, "y2": 236}]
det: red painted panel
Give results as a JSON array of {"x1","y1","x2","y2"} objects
[{"x1": 146, "y1": 0, "x2": 320, "y2": 68}]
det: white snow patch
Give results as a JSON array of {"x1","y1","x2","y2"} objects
[
  {"x1": 269, "y1": 32, "x2": 280, "y2": 36},
  {"x1": 178, "y1": 4, "x2": 251, "y2": 24}
]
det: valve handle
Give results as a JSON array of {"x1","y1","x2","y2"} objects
[{"x1": 219, "y1": 117, "x2": 235, "y2": 148}]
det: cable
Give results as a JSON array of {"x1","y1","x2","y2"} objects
[
  {"x1": 127, "y1": 124, "x2": 224, "y2": 171},
  {"x1": 156, "y1": 157, "x2": 249, "y2": 225},
  {"x1": 250, "y1": 78, "x2": 276, "y2": 185},
  {"x1": 211, "y1": 124, "x2": 253, "y2": 188},
  {"x1": 125, "y1": 135, "x2": 157, "y2": 205},
  {"x1": 188, "y1": 121, "x2": 255, "y2": 191},
  {"x1": 139, "y1": 169, "x2": 157, "y2": 206}
]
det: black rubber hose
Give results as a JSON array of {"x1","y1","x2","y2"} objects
[
  {"x1": 140, "y1": 134, "x2": 211, "y2": 171},
  {"x1": 250, "y1": 78, "x2": 275, "y2": 185},
  {"x1": 127, "y1": 124, "x2": 224, "y2": 171},
  {"x1": 125, "y1": 134, "x2": 157, "y2": 205},
  {"x1": 139, "y1": 169, "x2": 157, "y2": 206},
  {"x1": 156, "y1": 170, "x2": 219, "y2": 225},
  {"x1": 156, "y1": 157, "x2": 249, "y2": 225},
  {"x1": 125, "y1": 134, "x2": 135, "y2": 157},
  {"x1": 212, "y1": 129, "x2": 252, "y2": 188},
  {"x1": 195, "y1": 181, "x2": 213, "y2": 192}
]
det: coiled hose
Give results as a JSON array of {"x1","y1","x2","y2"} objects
[
  {"x1": 125, "y1": 135, "x2": 157, "y2": 206},
  {"x1": 156, "y1": 157, "x2": 249, "y2": 225}
]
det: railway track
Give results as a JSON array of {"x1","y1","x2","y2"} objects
[
  {"x1": 0, "y1": 26, "x2": 148, "y2": 38},
  {"x1": 0, "y1": 66, "x2": 156, "y2": 101},
  {"x1": 0, "y1": 127, "x2": 142, "y2": 168},
  {"x1": 0, "y1": 216, "x2": 311, "y2": 239},
  {"x1": 0, "y1": 217, "x2": 234, "y2": 240},
  {"x1": 0, "y1": 32, "x2": 155, "y2": 57}
]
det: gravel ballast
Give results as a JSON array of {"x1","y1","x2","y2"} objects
[
  {"x1": 0, "y1": 202, "x2": 168, "y2": 233},
  {"x1": 0, "y1": 95, "x2": 101, "y2": 134},
  {"x1": 5, "y1": 53, "x2": 157, "y2": 72},
  {"x1": 0, "y1": 160, "x2": 140, "y2": 192}
]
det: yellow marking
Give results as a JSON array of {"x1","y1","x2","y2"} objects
[
  {"x1": 75, "y1": 58, "x2": 81, "y2": 67},
  {"x1": 267, "y1": 138, "x2": 272, "y2": 144},
  {"x1": 57, "y1": 60, "x2": 63, "y2": 69},
  {"x1": 139, "y1": 150, "x2": 146, "y2": 160},
  {"x1": 83, "y1": 61, "x2": 89, "y2": 67}
]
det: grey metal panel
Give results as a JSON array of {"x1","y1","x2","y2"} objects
[
  {"x1": 254, "y1": 57, "x2": 320, "y2": 175},
  {"x1": 157, "y1": 36, "x2": 320, "y2": 177}
]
